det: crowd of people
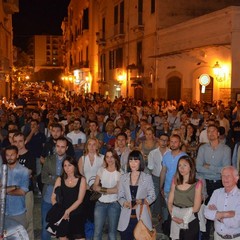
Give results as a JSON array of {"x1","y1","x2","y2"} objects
[{"x1": 0, "y1": 92, "x2": 240, "y2": 240}]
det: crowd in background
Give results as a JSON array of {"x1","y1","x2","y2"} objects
[{"x1": 1, "y1": 91, "x2": 240, "y2": 240}]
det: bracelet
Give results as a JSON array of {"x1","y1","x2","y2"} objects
[{"x1": 100, "y1": 187, "x2": 107, "y2": 193}]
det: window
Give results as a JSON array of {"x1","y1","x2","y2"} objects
[
  {"x1": 100, "y1": 54, "x2": 106, "y2": 81},
  {"x1": 109, "y1": 51, "x2": 114, "y2": 70},
  {"x1": 86, "y1": 46, "x2": 89, "y2": 63},
  {"x1": 114, "y1": 5, "x2": 118, "y2": 35},
  {"x1": 116, "y1": 48, "x2": 123, "y2": 68},
  {"x1": 109, "y1": 48, "x2": 123, "y2": 69},
  {"x1": 102, "y1": 17, "x2": 106, "y2": 39},
  {"x1": 138, "y1": 0, "x2": 143, "y2": 25},
  {"x1": 82, "y1": 8, "x2": 89, "y2": 30},
  {"x1": 151, "y1": 0, "x2": 155, "y2": 14},
  {"x1": 114, "y1": 5, "x2": 118, "y2": 25},
  {"x1": 114, "y1": 2, "x2": 124, "y2": 35},
  {"x1": 120, "y1": 1, "x2": 124, "y2": 34}
]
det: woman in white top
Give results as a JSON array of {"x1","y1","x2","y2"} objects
[
  {"x1": 93, "y1": 149, "x2": 121, "y2": 240},
  {"x1": 78, "y1": 137, "x2": 104, "y2": 237},
  {"x1": 78, "y1": 137, "x2": 104, "y2": 187}
]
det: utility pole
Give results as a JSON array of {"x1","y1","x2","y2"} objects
[{"x1": 0, "y1": 165, "x2": 7, "y2": 238}]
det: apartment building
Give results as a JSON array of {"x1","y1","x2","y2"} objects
[
  {"x1": 63, "y1": 0, "x2": 240, "y2": 101},
  {"x1": 0, "y1": 0, "x2": 19, "y2": 99},
  {"x1": 27, "y1": 35, "x2": 64, "y2": 83}
]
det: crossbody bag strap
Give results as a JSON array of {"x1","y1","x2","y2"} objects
[{"x1": 139, "y1": 203, "x2": 152, "y2": 220}]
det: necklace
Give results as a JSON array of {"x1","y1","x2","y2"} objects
[{"x1": 67, "y1": 177, "x2": 75, "y2": 184}]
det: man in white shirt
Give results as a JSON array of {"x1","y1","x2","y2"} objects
[
  {"x1": 204, "y1": 166, "x2": 240, "y2": 240},
  {"x1": 114, "y1": 132, "x2": 130, "y2": 173},
  {"x1": 67, "y1": 118, "x2": 86, "y2": 160},
  {"x1": 167, "y1": 109, "x2": 181, "y2": 132},
  {"x1": 148, "y1": 133, "x2": 170, "y2": 217}
]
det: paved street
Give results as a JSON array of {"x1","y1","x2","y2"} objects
[{"x1": 33, "y1": 194, "x2": 169, "y2": 240}]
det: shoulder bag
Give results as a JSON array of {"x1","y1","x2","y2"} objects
[
  {"x1": 133, "y1": 203, "x2": 156, "y2": 240},
  {"x1": 82, "y1": 156, "x2": 102, "y2": 202}
]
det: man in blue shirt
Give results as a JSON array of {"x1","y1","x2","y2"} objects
[
  {"x1": 5, "y1": 145, "x2": 29, "y2": 230},
  {"x1": 160, "y1": 134, "x2": 186, "y2": 223},
  {"x1": 41, "y1": 136, "x2": 68, "y2": 240}
]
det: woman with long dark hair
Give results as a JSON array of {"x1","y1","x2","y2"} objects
[
  {"x1": 51, "y1": 156, "x2": 87, "y2": 240},
  {"x1": 168, "y1": 155, "x2": 202, "y2": 240},
  {"x1": 117, "y1": 150, "x2": 156, "y2": 240},
  {"x1": 183, "y1": 123, "x2": 199, "y2": 159}
]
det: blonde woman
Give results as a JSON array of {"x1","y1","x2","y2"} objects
[{"x1": 78, "y1": 137, "x2": 104, "y2": 237}]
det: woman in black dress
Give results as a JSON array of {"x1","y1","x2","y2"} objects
[{"x1": 51, "y1": 156, "x2": 87, "y2": 240}]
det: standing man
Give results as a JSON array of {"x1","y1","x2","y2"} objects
[
  {"x1": 13, "y1": 132, "x2": 35, "y2": 240},
  {"x1": 41, "y1": 122, "x2": 74, "y2": 164},
  {"x1": 25, "y1": 119, "x2": 46, "y2": 194},
  {"x1": 41, "y1": 136, "x2": 68, "y2": 240},
  {"x1": 196, "y1": 124, "x2": 231, "y2": 240},
  {"x1": 4, "y1": 145, "x2": 29, "y2": 231},
  {"x1": 67, "y1": 118, "x2": 86, "y2": 160},
  {"x1": 23, "y1": 110, "x2": 45, "y2": 137},
  {"x1": 204, "y1": 166, "x2": 240, "y2": 240},
  {"x1": 148, "y1": 133, "x2": 170, "y2": 217},
  {"x1": 115, "y1": 132, "x2": 130, "y2": 173},
  {"x1": 159, "y1": 134, "x2": 186, "y2": 222},
  {"x1": 87, "y1": 120, "x2": 103, "y2": 147}
]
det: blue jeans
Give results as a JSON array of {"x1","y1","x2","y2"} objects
[
  {"x1": 41, "y1": 200, "x2": 52, "y2": 240},
  {"x1": 93, "y1": 201, "x2": 120, "y2": 240}
]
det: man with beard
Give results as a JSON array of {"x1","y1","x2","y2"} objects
[
  {"x1": 41, "y1": 136, "x2": 69, "y2": 240},
  {"x1": 13, "y1": 132, "x2": 35, "y2": 240},
  {"x1": 159, "y1": 134, "x2": 186, "y2": 227},
  {"x1": 40, "y1": 122, "x2": 74, "y2": 164},
  {"x1": 66, "y1": 118, "x2": 86, "y2": 160},
  {"x1": 4, "y1": 145, "x2": 29, "y2": 231}
]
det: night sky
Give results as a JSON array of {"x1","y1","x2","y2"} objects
[{"x1": 13, "y1": 0, "x2": 70, "y2": 51}]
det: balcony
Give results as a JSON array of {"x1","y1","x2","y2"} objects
[
  {"x1": 96, "y1": 32, "x2": 106, "y2": 46},
  {"x1": 132, "y1": 24, "x2": 144, "y2": 34},
  {"x1": 3, "y1": 0, "x2": 19, "y2": 14}
]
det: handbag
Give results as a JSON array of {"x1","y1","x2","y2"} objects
[
  {"x1": 134, "y1": 203, "x2": 157, "y2": 240},
  {"x1": 89, "y1": 189, "x2": 102, "y2": 201},
  {"x1": 87, "y1": 179, "x2": 102, "y2": 201}
]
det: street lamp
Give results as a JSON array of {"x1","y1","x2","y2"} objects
[{"x1": 212, "y1": 61, "x2": 226, "y2": 82}]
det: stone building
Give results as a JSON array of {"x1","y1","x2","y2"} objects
[
  {"x1": 62, "y1": 0, "x2": 240, "y2": 102},
  {"x1": 0, "y1": 0, "x2": 19, "y2": 99}
]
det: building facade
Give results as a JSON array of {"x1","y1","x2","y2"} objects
[
  {"x1": 28, "y1": 35, "x2": 64, "y2": 83},
  {"x1": 62, "y1": 0, "x2": 240, "y2": 102},
  {"x1": 154, "y1": 6, "x2": 240, "y2": 105},
  {"x1": 0, "y1": 0, "x2": 19, "y2": 99},
  {"x1": 61, "y1": 0, "x2": 98, "y2": 94}
]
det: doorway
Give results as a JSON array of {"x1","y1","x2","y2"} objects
[{"x1": 167, "y1": 76, "x2": 181, "y2": 101}]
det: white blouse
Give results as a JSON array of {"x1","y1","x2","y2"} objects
[
  {"x1": 83, "y1": 154, "x2": 104, "y2": 187},
  {"x1": 97, "y1": 167, "x2": 120, "y2": 203}
]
